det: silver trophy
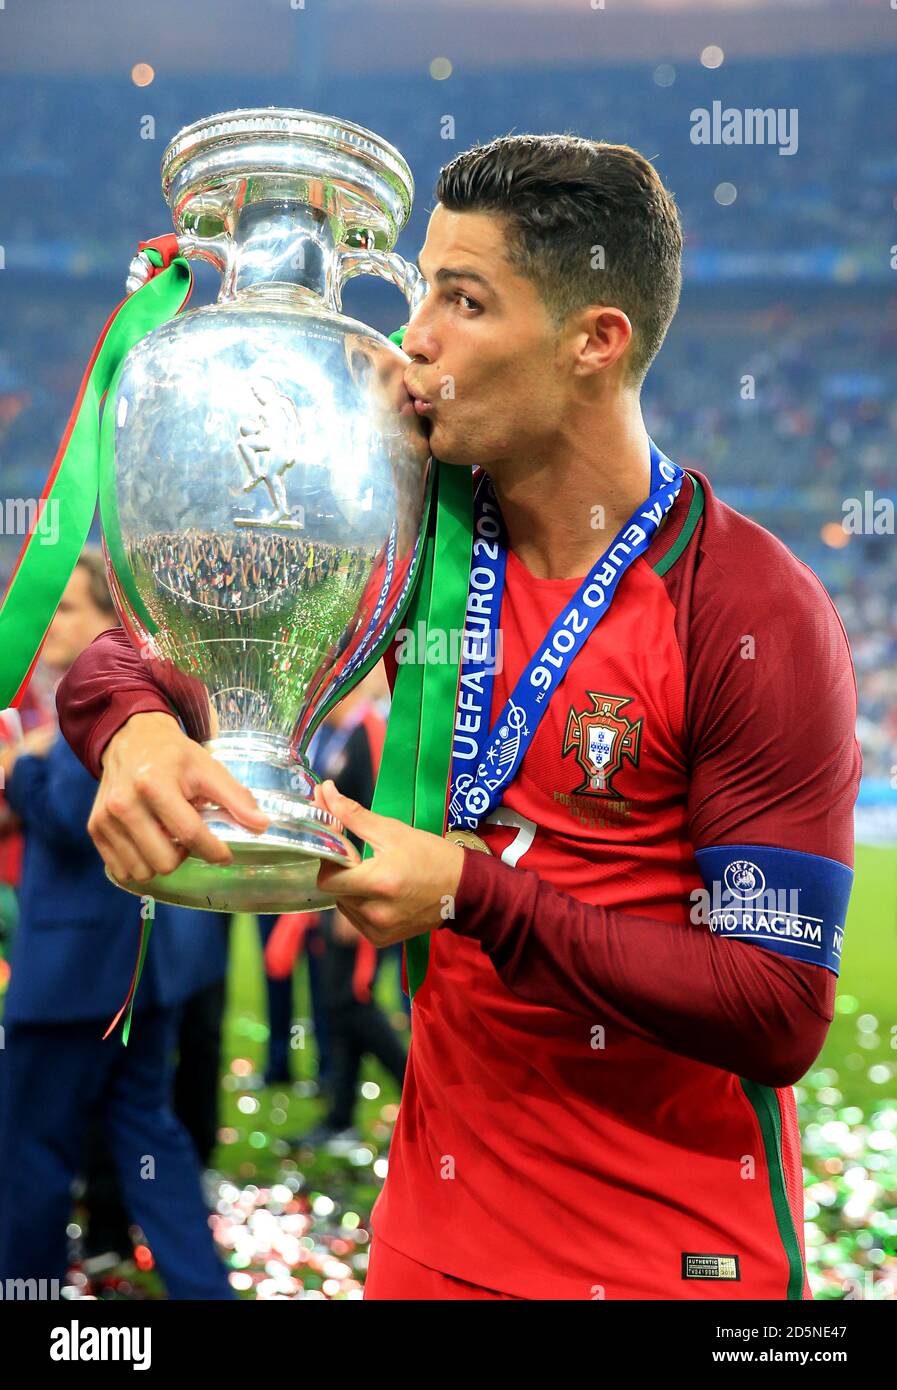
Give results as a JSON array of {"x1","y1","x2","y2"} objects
[{"x1": 101, "y1": 109, "x2": 431, "y2": 912}]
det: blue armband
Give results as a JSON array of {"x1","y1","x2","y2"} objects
[{"x1": 694, "y1": 844, "x2": 852, "y2": 976}]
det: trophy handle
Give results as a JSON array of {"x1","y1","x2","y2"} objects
[
  {"x1": 125, "y1": 233, "x2": 232, "y2": 295},
  {"x1": 336, "y1": 247, "x2": 428, "y2": 317}
]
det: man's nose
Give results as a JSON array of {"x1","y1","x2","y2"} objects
[{"x1": 400, "y1": 303, "x2": 436, "y2": 363}]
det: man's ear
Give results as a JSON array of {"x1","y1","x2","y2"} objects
[{"x1": 571, "y1": 306, "x2": 633, "y2": 377}]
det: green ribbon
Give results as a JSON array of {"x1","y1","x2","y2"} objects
[
  {"x1": 0, "y1": 246, "x2": 192, "y2": 1044},
  {"x1": 0, "y1": 250, "x2": 193, "y2": 708},
  {"x1": 102, "y1": 902, "x2": 154, "y2": 1047},
  {"x1": 369, "y1": 327, "x2": 474, "y2": 998}
]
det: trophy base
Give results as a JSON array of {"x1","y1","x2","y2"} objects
[
  {"x1": 105, "y1": 812, "x2": 359, "y2": 913},
  {"x1": 104, "y1": 732, "x2": 361, "y2": 913}
]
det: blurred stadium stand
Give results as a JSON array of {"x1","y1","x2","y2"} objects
[{"x1": 1, "y1": 37, "x2": 895, "y2": 784}]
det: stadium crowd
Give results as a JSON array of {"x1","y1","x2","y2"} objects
[{"x1": 1, "y1": 53, "x2": 895, "y2": 775}]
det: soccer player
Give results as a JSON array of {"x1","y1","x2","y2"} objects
[{"x1": 56, "y1": 136, "x2": 859, "y2": 1300}]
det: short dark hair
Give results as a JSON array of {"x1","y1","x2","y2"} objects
[
  {"x1": 75, "y1": 546, "x2": 118, "y2": 619},
  {"x1": 434, "y1": 133, "x2": 683, "y2": 384}
]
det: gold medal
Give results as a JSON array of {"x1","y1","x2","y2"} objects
[{"x1": 444, "y1": 828, "x2": 492, "y2": 855}]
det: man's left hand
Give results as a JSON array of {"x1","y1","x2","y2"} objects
[{"x1": 313, "y1": 779, "x2": 465, "y2": 947}]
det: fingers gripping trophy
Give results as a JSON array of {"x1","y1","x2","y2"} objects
[{"x1": 102, "y1": 110, "x2": 432, "y2": 913}]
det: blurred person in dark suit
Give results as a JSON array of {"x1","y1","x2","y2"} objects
[
  {"x1": 288, "y1": 667, "x2": 407, "y2": 1152},
  {"x1": 0, "y1": 549, "x2": 231, "y2": 1299},
  {"x1": 0, "y1": 681, "x2": 58, "y2": 989},
  {"x1": 257, "y1": 908, "x2": 330, "y2": 1090}
]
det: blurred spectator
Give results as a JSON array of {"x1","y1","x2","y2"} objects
[
  {"x1": 258, "y1": 907, "x2": 331, "y2": 1090},
  {"x1": 0, "y1": 549, "x2": 232, "y2": 1298},
  {"x1": 282, "y1": 667, "x2": 408, "y2": 1151}
]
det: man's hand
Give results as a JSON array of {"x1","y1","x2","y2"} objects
[
  {"x1": 313, "y1": 779, "x2": 465, "y2": 946},
  {"x1": 89, "y1": 711, "x2": 269, "y2": 884}
]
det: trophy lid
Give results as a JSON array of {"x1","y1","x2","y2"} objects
[{"x1": 162, "y1": 107, "x2": 415, "y2": 252}]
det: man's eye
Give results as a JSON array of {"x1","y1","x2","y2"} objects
[{"x1": 453, "y1": 291, "x2": 480, "y2": 313}]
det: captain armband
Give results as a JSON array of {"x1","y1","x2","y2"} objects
[{"x1": 693, "y1": 844, "x2": 853, "y2": 976}]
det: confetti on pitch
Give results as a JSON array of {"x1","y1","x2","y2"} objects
[
  {"x1": 799, "y1": 1069, "x2": 897, "y2": 1300},
  {"x1": 210, "y1": 1171, "x2": 373, "y2": 1299}
]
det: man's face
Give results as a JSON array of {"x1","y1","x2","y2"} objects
[
  {"x1": 41, "y1": 567, "x2": 115, "y2": 673},
  {"x1": 401, "y1": 205, "x2": 568, "y2": 470}
]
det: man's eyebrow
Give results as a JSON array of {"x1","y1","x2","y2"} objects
[{"x1": 415, "y1": 255, "x2": 494, "y2": 291}]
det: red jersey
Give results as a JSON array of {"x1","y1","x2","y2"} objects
[
  {"x1": 371, "y1": 467, "x2": 860, "y2": 1300},
  {"x1": 55, "y1": 466, "x2": 860, "y2": 1300}
]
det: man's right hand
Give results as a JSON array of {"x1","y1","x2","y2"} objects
[{"x1": 88, "y1": 711, "x2": 269, "y2": 884}]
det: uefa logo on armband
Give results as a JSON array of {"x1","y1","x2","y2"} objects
[{"x1": 723, "y1": 859, "x2": 766, "y2": 901}]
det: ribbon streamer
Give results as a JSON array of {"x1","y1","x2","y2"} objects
[
  {"x1": 0, "y1": 243, "x2": 193, "y2": 708},
  {"x1": 0, "y1": 240, "x2": 192, "y2": 1041}
]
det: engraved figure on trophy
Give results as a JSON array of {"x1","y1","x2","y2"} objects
[{"x1": 233, "y1": 377, "x2": 309, "y2": 530}]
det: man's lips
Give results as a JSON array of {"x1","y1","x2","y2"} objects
[{"x1": 404, "y1": 381, "x2": 434, "y2": 412}]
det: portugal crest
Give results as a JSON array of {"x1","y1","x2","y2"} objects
[{"x1": 562, "y1": 692, "x2": 642, "y2": 797}]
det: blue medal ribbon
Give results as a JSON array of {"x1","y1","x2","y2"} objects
[{"x1": 448, "y1": 439, "x2": 683, "y2": 831}]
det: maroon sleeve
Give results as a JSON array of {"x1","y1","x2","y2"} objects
[
  {"x1": 59, "y1": 618, "x2": 403, "y2": 783},
  {"x1": 680, "y1": 481, "x2": 861, "y2": 868},
  {"x1": 447, "y1": 492, "x2": 860, "y2": 1089},
  {"x1": 449, "y1": 850, "x2": 831, "y2": 1088},
  {"x1": 56, "y1": 627, "x2": 174, "y2": 779}
]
